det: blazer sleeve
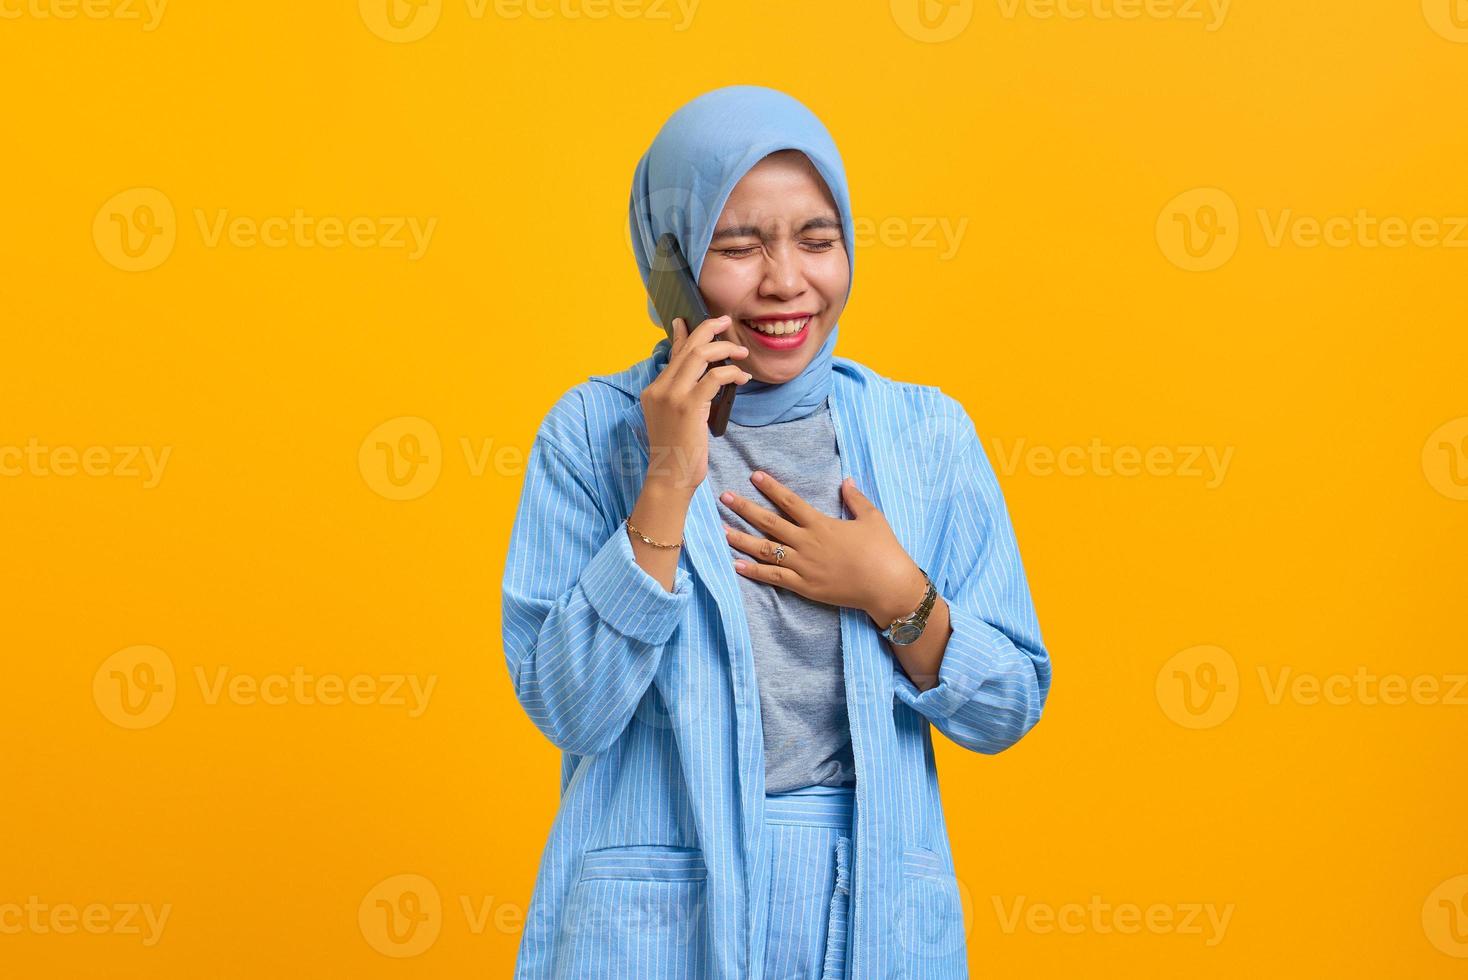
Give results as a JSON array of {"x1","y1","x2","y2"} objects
[
  {"x1": 501, "y1": 408, "x2": 694, "y2": 757},
  {"x1": 891, "y1": 395, "x2": 1052, "y2": 754}
]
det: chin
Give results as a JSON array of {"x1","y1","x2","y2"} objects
[{"x1": 753, "y1": 366, "x2": 801, "y2": 385}]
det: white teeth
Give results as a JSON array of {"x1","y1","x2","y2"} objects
[{"x1": 744, "y1": 316, "x2": 811, "y2": 336}]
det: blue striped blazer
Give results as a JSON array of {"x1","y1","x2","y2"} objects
[{"x1": 502, "y1": 349, "x2": 1052, "y2": 979}]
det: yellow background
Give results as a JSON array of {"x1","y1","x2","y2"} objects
[{"x1": 3, "y1": 0, "x2": 1466, "y2": 976}]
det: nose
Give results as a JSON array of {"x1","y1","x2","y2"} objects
[{"x1": 759, "y1": 242, "x2": 807, "y2": 299}]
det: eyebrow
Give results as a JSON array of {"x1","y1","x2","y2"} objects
[{"x1": 710, "y1": 215, "x2": 842, "y2": 243}]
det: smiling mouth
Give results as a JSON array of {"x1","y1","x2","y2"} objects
[{"x1": 740, "y1": 315, "x2": 813, "y2": 336}]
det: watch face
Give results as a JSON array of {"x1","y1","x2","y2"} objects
[{"x1": 891, "y1": 622, "x2": 922, "y2": 645}]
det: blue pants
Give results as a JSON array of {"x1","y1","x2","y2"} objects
[{"x1": 761, "y1": 784, "x2": 854, "y2": 980}]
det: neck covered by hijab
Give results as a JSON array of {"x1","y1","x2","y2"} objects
[{"x1": 628, "y1": 85, "x2": 855, "y2": 427}]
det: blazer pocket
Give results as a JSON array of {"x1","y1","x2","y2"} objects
[
  {"x1": 578, "y1": 843, "x2": 708, "y2": 883},
  {"x1": 901, "y1": 843, "x2": 949, "y2": 881},
  {"x1": 553, "y1": 845, "x2": 710, "y2": 980},
  {"x1": 897, "y1": 845, "x2": 968, "y2": 973}
]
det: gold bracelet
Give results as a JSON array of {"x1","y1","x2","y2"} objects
[{"x1": 625, "y1": 517, "x2": 683, "y2": 549}]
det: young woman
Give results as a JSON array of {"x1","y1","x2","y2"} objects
[{"x1": 502, "y1": 84, "x2": 1052, "y2": 980}]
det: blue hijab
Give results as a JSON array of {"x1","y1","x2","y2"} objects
[{"x1": 628, "y1": 85, "x2": 855, "y2": 427}]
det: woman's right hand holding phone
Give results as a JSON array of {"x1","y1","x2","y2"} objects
[
  {"x1": 626, "y1": 314, "x2": 749, "y2": 591},
  {"x1": 640, "y1": 314, "x2": 752, "y2": 497}
]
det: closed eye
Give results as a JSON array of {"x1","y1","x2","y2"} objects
[{"x1": 717, "y1": 239, "x2": 842, "y2": 259}]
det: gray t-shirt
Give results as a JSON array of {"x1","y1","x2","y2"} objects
[{"x1": 705, "y1": 396, "x2": 856, "y2": 793}]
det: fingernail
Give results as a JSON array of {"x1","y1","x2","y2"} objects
[
  {"x1": 751, "y1": 471, "x2": 764, "y2": 483},
  {"x1": 720, "y1": 491, "x2": 734, "y2": 503}
]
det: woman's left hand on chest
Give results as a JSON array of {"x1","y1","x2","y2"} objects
[{"x1": 719, "y1": 471, "x2": 924, "y2": 623}]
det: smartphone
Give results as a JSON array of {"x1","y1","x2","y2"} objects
[{"x1": 648, "y1": 232, "x2": 737, "y2": 437}]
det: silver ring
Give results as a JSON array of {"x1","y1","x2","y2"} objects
[{"x1": 772, "y1": 544, "x2": 787, "y2": 564}]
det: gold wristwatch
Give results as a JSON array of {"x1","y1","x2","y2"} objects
[{"x1": 879, "y1": 568, "x2": 937, "y2": 646}]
